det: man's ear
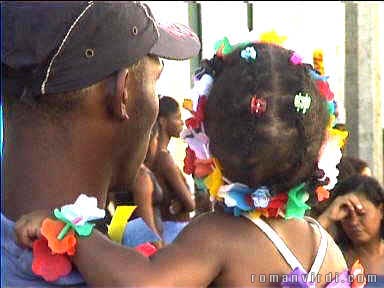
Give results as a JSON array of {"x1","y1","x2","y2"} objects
[
  {"x1": 159, "y1": 116, "x2": 167, "y2": 129},
  {"x1": 111, "y1": 69, "x2": 130, "y2": 121}
]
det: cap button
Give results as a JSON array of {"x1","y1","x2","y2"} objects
[
  {"x1": 85, "y1": 48, "x2": 95, "y2": 58},
  {"x1": 132, "y1": 26, "x2": 138, "y2": 36}
]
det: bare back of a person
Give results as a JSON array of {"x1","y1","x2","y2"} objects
[{"x1": 189, "y1": 211, "x2": 347, "y2": 287}]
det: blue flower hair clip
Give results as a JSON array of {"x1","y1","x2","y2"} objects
[
  {"x1": 308, "y1": 69, "x2": 329, "y2": 81},
  {"x1": 218, "y1": 183, "x2": 271, "y2": 216},
  {"x1": 251, "y1": 186, "x2": 271, "y2": 208},
  {"x1": 240, "y1": 46, "x2": 257, "y2": 63}
]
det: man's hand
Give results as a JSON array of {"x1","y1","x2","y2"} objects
[{"x1": 14, "y1": 209, "x2": 52, "y2": 249}]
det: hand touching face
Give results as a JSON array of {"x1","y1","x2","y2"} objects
[{"x1": 338, "y1": 193, "x2": 383, "y2": 244}]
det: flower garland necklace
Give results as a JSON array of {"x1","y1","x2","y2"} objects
[{"x1": 182, "y1": 36, "x2": 348, "y2": 220}]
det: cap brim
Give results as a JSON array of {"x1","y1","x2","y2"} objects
[{"x1": 149, "y1": 23, "x2": 201, "y2": 60}]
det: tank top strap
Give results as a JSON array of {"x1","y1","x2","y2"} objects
[
  {"x1": 304, "y1": 216, "x2": 328, "y2": 276},
  {"x1": 242, "y1": 214, "x2": 328, "y2": 276},
  {"x1": 242, "y1": 213, "x2": 306, "y2": 272}
]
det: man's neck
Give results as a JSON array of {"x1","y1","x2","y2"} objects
[
  {"x1": 3, "y1": 126, "x2": 114, "y2": 221},
  {"x1": 158, "y1": 131, "x2": 170, "y2": 151}
]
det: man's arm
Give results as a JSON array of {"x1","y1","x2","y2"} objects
[
  {"x1": 157, "y1": 152, "x2": 195, "y2": 211},
  {"x1": 73, "y1": 213, "x2": 223, "y2": 286}
]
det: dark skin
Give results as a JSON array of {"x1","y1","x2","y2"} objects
[
  {"x1": 108, "y1": 128, "x2": 164, "y2": 241},
  {"x1": 3, "y1": 56, "x2": 163, "y2": 222},
  {"x1": 154, "y1": 108, "x2": 195, "y2": 222},
  {"x1": 12, "y1": 91, "x2": 348, "y2": 285},
  {"x1": 132, "y1": 164, "x2": 164, "y2": 241},
  {"x1": 318, "y1": 193, "x2": 384, "y2": 275},
  {"x1": 15, "y1": 209, "x2": 347, "y2": 287}
]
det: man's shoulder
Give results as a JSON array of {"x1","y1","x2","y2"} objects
[{"x1": 155, "y1": 150, "x2": 176, "y2": 168}]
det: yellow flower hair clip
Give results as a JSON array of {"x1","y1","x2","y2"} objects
[
  {"x1": 259, "y1": 30, "x2": 287, "y2": 46},
  {"x1": 204, "y1": 158, "x2": 224, "y2": 199}
]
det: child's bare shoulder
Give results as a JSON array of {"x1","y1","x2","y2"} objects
[{"x1": 180, "y1": 211, "x2": 268, "y2": 246}]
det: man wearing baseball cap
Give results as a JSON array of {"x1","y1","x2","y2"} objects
[{"x1": 2, "y1": 1, "x2": 200, "y2": 286}]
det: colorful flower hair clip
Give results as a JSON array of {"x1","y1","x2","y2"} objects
[
  {"x1": 250, "y1": 96, "x2": 267, "y2": 116},
  {"x1": 313, "y1": 49, "x2": 325, "y2": 75},
  {"x1": 251, "y1": 186, "x2": 271, "y2": 208},
  {"x1": 289, "y1": 52, "x2": 302, "y2": 65},
  {"x1": 214, "y1": 37, "x2": 233, "y2": 58},
  {"x1": 308, "y1": 69, "x2": 329, "y2": 81},
  {"x1": 294, "y1": 92, "x2": 311, "y2": 114},
  {"x1": 259, "y1": 30, "x2": 287, "y2": 46},
  {"x1": 240, "y1": 46, "x2": 257, "y2": 63},
  {"x1": 285, "y1": 183, "x2": 311, "y2": 219}
]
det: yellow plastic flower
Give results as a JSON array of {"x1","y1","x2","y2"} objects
[
  {"x1": 327, "y1": 115, "x2": 336, "y2": 129},
  {"x1": 259, "y1": 30, "x2": 287, "y2": 46},
  {"x1": 204, "y1": 158, "x2": 223, "y2": 199},
  {"x1": 313, "y1": 49, "x2": 325, "y2": 75},
  {"x1": 247, "y1": 210, "x2": 262, "y2": 220},
  {"x1": 329, "y1": 127, "x2": 349, "y2": 149},
  {"x1": 182, "y1": 99, "x2": 193, "y2": 113}
]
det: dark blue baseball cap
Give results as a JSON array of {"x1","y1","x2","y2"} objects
[{"x1": 2, "y1": 1, "x2": 201, "y2": 98}]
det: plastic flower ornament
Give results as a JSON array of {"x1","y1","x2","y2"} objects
[
  {"x1": 294, "y1": 93, "x2": 311, "y2": 114},
  {"x1": 259, "y1": 30, "x2": 287, "y2": 46},
  {"x1": 217, "y1": 184, "x2": 272, "y2": 216},
  {"x1": 181, "y1": 129, "x2": 210, "y2": 160},
  {"x1": 251, "y1": 187, "x2": 271, "y2": 208},
  {"x1": 54, "y1": 194, "x2": 105, "y2": 239},
  {"x1": 317, "y1": 135, "x2": 343, "y2": 191},
  {"x1": 60, "y1": 194, "x2": 105, "y2": 224},
  {"x1": 240, "y1": 46, "x2": 257, "y2": 63},
  {"x1": 285, "y1": 183, "x2": 311, "y2": 219},
  {"x1": 204, "y1": 158, "x2": 224, "y2": 199},
  {"x1": 189, "y1": 74, "x2": 214, "y2": 111}
]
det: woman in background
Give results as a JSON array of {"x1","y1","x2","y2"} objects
[
  {"x1": 318, "y1": 175, "x2": 384, "y2": 287},
  {"x1": 154, "y1": 96, "x2": 195, "y2": 244}
]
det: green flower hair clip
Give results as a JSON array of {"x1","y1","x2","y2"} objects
[
  {"x1": 294, "y1": 92, "x2": 311, "y2": 114},
  {"x1": 214, "y1": 37, "x2": 253, "y2": 58}
]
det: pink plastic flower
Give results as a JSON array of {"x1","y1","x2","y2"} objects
[{"x1": 289, "y1": 52, "x2": 302, "y2": 65}]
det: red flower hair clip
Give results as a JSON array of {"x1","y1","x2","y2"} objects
[{"x1": 250, "y1": 96, "x2": 267, "y2": 116}]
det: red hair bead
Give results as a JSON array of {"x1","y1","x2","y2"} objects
[{"x1": 250, "y1": 97, "x2": 267, "y2": 116}]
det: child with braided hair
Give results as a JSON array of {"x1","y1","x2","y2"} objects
[{"x1": 14, "y1": 39, "x2": 364, "y2": 287}]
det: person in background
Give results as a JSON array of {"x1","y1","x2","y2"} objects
[
  {"x1": 338, "y1": 156, "x2": 372, "y2": 181},
  {"x1": 132, "y1": 122, "x2": 164, "y2": 240},
  {"x1": 318, "y1": 175, "x2": 384, "y2": 287},
  {"x1": 154, "y1": 96, "x2": 195, "y2": 244},
  {"x1": 113, "y1": 122, "x2": 165, "y2": 248}
]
